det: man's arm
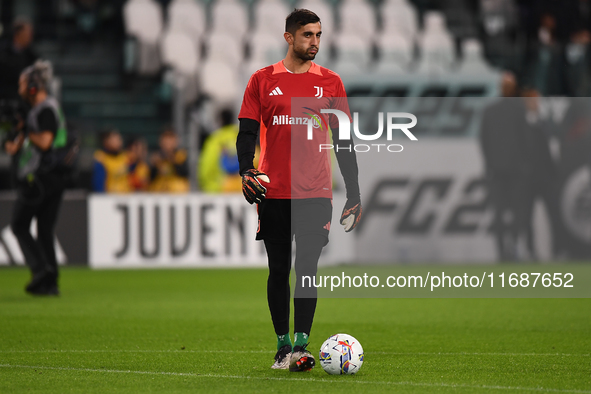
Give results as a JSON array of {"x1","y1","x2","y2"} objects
[
  {"x1": 28, "y1": 131, "x2": 54, "y2": 151},
  {"x1": 332, "y1": 127, "x2": 360, "y2": 199},
  {"x1": 4, "y1": 132, "x2": 24, "y2": 155},
  {"x1": 236, "y1": 118, "x2": 268, "y2": 204},
  {"x1": 332, "y1": 127, "x2": 362, "y2": 232},
  {"x1": 29, "y1": 107, "x2": 57, "y2": 151},
  {"x1": 236, "y1": 118, "x2": 259, "y2": 175}
]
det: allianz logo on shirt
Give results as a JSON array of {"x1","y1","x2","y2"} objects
[{"x1": 272, "y1": 114, "x2": 321, "y2": 128}]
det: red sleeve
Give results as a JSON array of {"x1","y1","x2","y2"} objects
[
  {"x1": 329, "y1": 75, "x2": 352, "y2": 129},
  {"x1": 238, "y1": 71, "x2": 261, "y2": 121}
]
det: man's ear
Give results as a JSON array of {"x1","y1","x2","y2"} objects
[{"x1": 284, "y1": 31, "x2": 293, "y2": 45}]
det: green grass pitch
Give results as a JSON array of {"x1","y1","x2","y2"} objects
[{"x1": 1, "y1": 266, "x2": 590, "y2": 393}]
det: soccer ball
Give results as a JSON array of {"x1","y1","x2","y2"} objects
[{"x1": 319, "y1": 333, "x2": 364, "y2": 375}]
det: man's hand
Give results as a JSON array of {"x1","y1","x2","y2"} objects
[
  {"x1": 4, "y1": 133, "x2": 24, "y2": 156},
  {"x1": 241, "y1": 169, "x2": 270, "y2": 204},
  {"x1": 340, "y1": 197, "x2": 362, "y2": 232}
]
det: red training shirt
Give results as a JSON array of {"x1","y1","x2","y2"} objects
[{"x1": 238, "y1": 60, "x2": 351, "y2": 199}]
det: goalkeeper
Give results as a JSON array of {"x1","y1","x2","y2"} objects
[{"x1": 237, "y1": 9, "x2": 361, "y2": 372}]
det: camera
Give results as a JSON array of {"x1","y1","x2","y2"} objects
[{"x1": 0, "y1": 99, "x2": 24, "y2": 142}]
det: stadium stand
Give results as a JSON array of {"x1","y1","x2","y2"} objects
[
  {"x1": 457, "y1": 38, "x2": 499, "y2": 76},
  {"x1": 210, "y1": 0, "x2": 250, "y2": 38},
  {"x1": 160, "y1": 30, "x2": 200, "y2": 103},
  {"x1": 253, "y1": 0, "x2": 292, "y2": 39},
  {"x1": 380, "y1": 0, "x2": 419, "y2": 44},
  {"x1": 297, "y1": 0, "x2": 336, "y2": 42},
  {"x1": 332, "y1": 33, "x2": 373, "y2": 75},
  {"x1": 166, "y1": 0, "x2": 206, "y2": 46},
  {"x1": 416, "y1": 12, "x2": 456, "y2": 75},
  {"x1": 375, "y1": 32, "x2": 414, "y2": 74},
  {"x1": 338, "y1": 0, "x2": 378, "y2": 41},
  {"x1": 199, "y1": 60, "x2": 240, "y2": 107},
  {"x1": 123, "y1": 0, "x2": 163, "y2": 75}
]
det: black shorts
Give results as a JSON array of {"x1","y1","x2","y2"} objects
[{"x1": 256, "y1": 198, "x2": 333, "y2": 244}]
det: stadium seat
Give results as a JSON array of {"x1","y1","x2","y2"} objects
[
  {"x1": 456, "y1": 38, "x2": 499, "y2": 76},
  {"x1": 210, "y1": 0, "x2": 249, "y2": 38},
  {"x1": 123, "y1": 0, "x2": 163, "y2": 75},
  {"x1": 160, "y1": 31, "x2": 200, "y2": 103},
  {"x1": 161, "y1": 31, "x2": 200, "y2": 74},
  {"x1": 375, "y1": 32, "x2": 413, "y2": 74},
  {"x1": 332, "y1": 33, "x2": 371, "y2": 75},
  {"x1": 297, "y1": 0, "x2": 335, "y2": 42},
  {"x1": 205, "y1": 32, "x2": 244, "y2": 69},
  {"x1": 380, "y1": 0, "x2": 418, "y2": 43},
  {"x1": 338, "y1": 0, "x2": 377, "y2": 41},
  {"x1": 199, "y1": 60, "x2": 240, "y2": 106},
  {"x1": 417, "y1": 12, "x2": 455, "y2": 74},
  {"x1": 443, "y1": 0, "x2": 478, "y2": 40},
  {"x1": 247, "y1": 32, "x2": 286, "y2": 65},
  {"x1": 166, "y1": 0, "x2": 206, "y2": 45},
  {"x1": 253, "y1": 0, "x2": 291, "y2": 39}
]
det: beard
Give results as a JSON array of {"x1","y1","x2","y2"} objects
[{"x1": 293, "y1": 44, "x2": 318, "y2": 61}]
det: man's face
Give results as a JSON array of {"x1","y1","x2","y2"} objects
[
  {"x1": 105, "y1": 133, "x2": 123, "y2": 152},
  {"x1": 15, "y1": 24, "x2": 33, "y2": 49},
  {"x1": 500, "y1": 72, "x2": 516, "y2": 97},
  {"x1": 160, "y1": 134, "x2": 178, "y2": 153},
  {"x1": 290, "y1": 22, "x2": 321, "y2": 61}
]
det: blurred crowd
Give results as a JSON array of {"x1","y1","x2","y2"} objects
[
  {"x1": 479, "y1": 0, "x2": 591, "y2": 96},
  {"x1": 91, "y1": 107, "x2": 249, "y2": 194},
  {"x1": 479, "y1": 71, "x2": 572, "y2": 262},
  {"x1": 92, "y1": 126, "x2": 189, "y2": 193}
]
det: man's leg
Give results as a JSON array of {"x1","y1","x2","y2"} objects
[
  {"x1": 11, "y1": 197, "x2": 47, "y2": 292},
  {"x1": 264, "y1": 239, "x2": 292, "y2": 341},
  {"x1": 35, "y1": 185, "x2": 65, "y2": 291},
  {"x1": 293, "y1": 233, "x2": 326, "y2": 336},
  {"x1": 257, "y1": 199, "x2": 293, "y2": 369},
  {"x1": 290, "y1": 198, "x2": 332, "y2": 372}
]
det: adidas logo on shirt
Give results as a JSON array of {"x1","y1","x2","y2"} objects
[{"x1": 269, "y1": 87, "x2": 283, "y2": 96}]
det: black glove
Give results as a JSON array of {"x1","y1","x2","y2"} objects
[
  {"x1": 241, "y1": 169, "x2": 270, "y2": 204},
  {"x1": 340, "y1": 197, "x2": 362, "y2": 232}
]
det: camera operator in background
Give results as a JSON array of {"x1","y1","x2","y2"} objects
[{"x1": 3, "y1": 60, "x2": 70, "y2": 296}]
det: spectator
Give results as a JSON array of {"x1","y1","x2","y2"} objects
[
  {"x1": 199, "y1": 108, "x2": 242, "y2": 193},
  {"x1": 526, "y1": 12, "x2": 567, "y2": 95},
  {"x1": 521, "y1": 87, "x2": 565, "y2": 260},
  {"x1": 565, "y1": 28, "x2": 591, "y2": 96},
  {"x1": 149, "y1": 127, "x2": 189, "y2": 193},
  {"x1": 479, "y1": 71, "x2": 529, "y2": 261},
  {"x1": 92, "y1": 129, "x2": 130, "y2": 193},
  {"x1": 0, "y1": 17, "x2": 38, "y2": 100},
  {"x1": 126, "y1": 136, "x2": 150, "y2": 191}
]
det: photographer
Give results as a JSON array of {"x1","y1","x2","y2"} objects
[{"x1": 4, "y1": 60, "x2": 69, "y2": 296}]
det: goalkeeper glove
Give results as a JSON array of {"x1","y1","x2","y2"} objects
[
  {"x1": 241, "y1": 169, "x2": 270, "y2": 204},
  {"x1": 340, "y1": 197, "x2": 362, "y2": 232}
]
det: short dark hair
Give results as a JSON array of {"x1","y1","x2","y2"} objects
[
  {"x1": 125, "y1": 135, "x2": 146, "y2": 149},
  {"x1": 12, "y1": 17, "x2": 31, "y2": 36},
  {"x1": 99, "y1": 129, "x2": 120, "y2": 145},
  {"x1": 285, "y1": 9, "x2": 320, "y2": 35},
  {"x1": 160, "y1": 126, "x2": 177, "y2": 138},
  {"x1": 219, "y1": 108, "x2": 234, "y2": 127}
]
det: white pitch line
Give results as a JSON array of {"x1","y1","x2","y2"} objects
[
  {"x1": 372, "y1": 352, "x2": 591, "y2": 357},
  {"x1": 0, "y1": 349, "x2": 271, "y2": 354},
  {"x1": 0, "y1": 364, "x2": 589, "y2": 394},
  {"x1": 1, "y1": 350, "x2": 589, "y2": 357}
]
